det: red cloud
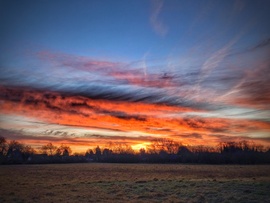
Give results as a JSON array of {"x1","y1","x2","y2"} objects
[{"x1": 1, "y1": 85, "x2": 270, "y2": 152}]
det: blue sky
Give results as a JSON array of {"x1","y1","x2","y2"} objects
[
  {"x1": 0, "y1": 0, "x2": 270, "y2": 152},
  {"x1": 1, "y1": 0, "x2": 269, "y2": 60}
]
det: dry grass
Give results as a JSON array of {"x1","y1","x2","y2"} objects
[{"x1": 0, "y1": 163, "x2": 270, "y2": 202}]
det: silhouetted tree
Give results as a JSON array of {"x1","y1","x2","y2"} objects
[
  {"x1": 7, "y1": 140, "x2": 24, "y2": 163},
  {"x1": 1, "y1": 136, "x2": 269, "y2": 164},
  {"x1": 103, "y1": 148, "x2": 112, "y2": 157},
  {"x1": 220, "y1": 141, "x2": 244, "y2": 153},
  {"x1": 22, "y1": 145, "x2": 36, "y2": 161},
  {"x1": 110, "y1": 143, "x2": 134, "y2": 154},
  {"x1": 0, "y1": 136, "x2": 8, "y2": 156},
  {"x1": 56, "y1": 144, "x2": 72, "y2": 156},
  {"x1": 177, "y1": 146, "x2": 191, "y2": 154},
  {"x1": 139, "y1": 148, "x2": 146, "y2": 155},
  {"x1": 41, "y1": 143, "x2": 57, "y2": 156},
  {"x1": 149, "y1": 138, "x2": 180, "y2": 154},
  {"x1": 85, "y1": 149, "x2": 94, "y2": 160},
  {"x1": 177, "y1": 146, "x2": 193, "y2": 163},
  {"x1": 0, "y1": 136, "x2": 8, "y2": 163},
  {"x1": 95, "y1": 146, "x2": 101, "y2": 161}
]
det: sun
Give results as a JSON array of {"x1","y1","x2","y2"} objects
[{"x1": 131, "y1": 142, "x2": 150, "y2": 152}]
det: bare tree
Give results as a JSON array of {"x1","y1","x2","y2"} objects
[
  {"x1": 102, "y1": 148, "x2": 112, "y2": 157},
  {"x1": 0, "y1": 136, "x2": 8, "y2": 156},
  {"x1": 149, "y1": 138, "x2": 180, "y2": 154},
  {"x1": 85, "y1": 148, "x2": 94, "y2": 157},
  {"x1": 108, "y1": 142, "x2": 134, "y2": 154},
  {"x1": 22, "y1": 145, "x2": 36, "y2": 161},
  {"x1": 23, "y1": 145, "x2": 36, "y2": 155},
  {"x1": 6, "y1": 140, "x2": 24, "y2": 163},
  {"x1": 95, "y1": 146, "x2": 101, "y2": 161},
  {"x1": 56, "y1": 144, "x2": 72, "y2": 156},
  {"x1": 7, "y1": 140, "x2": 24, "y2": 154},
  {"x1": 41, "y1": 143, "x2": 57, "y2": 156},
  {"x1": 139, "y1": 148, "x2": 146, "y2": 155}
]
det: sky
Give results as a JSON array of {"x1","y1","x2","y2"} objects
[{"x1": 0, "y1": 0, "x2": 270, "y2": 153}]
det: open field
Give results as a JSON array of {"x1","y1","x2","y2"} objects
[{"x1": 0, "y1": 164, "x2": 270, "y2": 203}]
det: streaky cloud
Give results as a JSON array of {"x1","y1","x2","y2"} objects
[{"x1": 150, "y1": 0, "x2": 168, "y2": 36}]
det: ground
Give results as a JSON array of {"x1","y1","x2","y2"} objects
[{"x1": 0, "y1": 163, "x2": 270, "y2": 202}]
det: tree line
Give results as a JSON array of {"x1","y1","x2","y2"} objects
[{"x1": 0, "y1": 136, "x2": 269, "y2": 164}]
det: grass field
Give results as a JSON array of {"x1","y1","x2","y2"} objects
[{"x1": 0, "y1": 163, "x2": 270, "y2": 203}]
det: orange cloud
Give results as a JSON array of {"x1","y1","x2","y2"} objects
[{"x1": 1, "y1": 85, "x2": 270, "y2": 153}]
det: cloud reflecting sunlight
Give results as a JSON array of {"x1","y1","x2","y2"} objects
[{"x1": 1, "y1": 0, "x2": 270, "y2": 153}]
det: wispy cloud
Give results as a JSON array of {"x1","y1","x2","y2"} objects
[
  {"x1": 234, "y1": 60, "x2": 270, "y2": 108},
  {"x1": 2, "y1": 45, "x2": 270, "y2": 113},
  {"x1": 150, "y1": 0, "x2": 168, "y2": 36},
  {"x1": 1, "y1": 85, "x2": 270, "y2": 150},
  {"x1": 1, "y1": 36, "x2": 270, "y2": 151},
  {"x1": 247, "y1": 37, "x2": 270, "y2": 53}
]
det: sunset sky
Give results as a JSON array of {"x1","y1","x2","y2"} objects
[{"x1": 0, "y1": 0, "x2": 270, "y2": 153}]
